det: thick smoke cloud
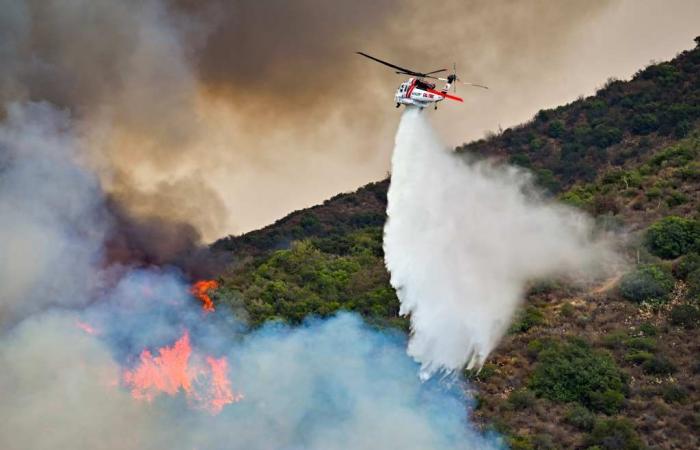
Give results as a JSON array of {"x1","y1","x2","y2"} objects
[
  {"x1": 0, "y1": 309, "x2": 501, "y2": 450},
  {"x1": 0, "y1": 0, "x2": 226, "y2": 247},
  {"x1": 0, "y1": 313, "x2": 167, "y2": 450},
  {"x1": 384, "y1": 110, "x2": 618, "y2": 376},
  {"x1": 0, "y1": 102, "x2": 498, "y2": 450},
  {"x1": 0, "y1": 103, "x2": 106, "y2": 326},
  {"x1": 8, "y1": 0, "x2": 694, "y2": 237},
  {"x1": 2, "y1": 0, "x2": 697, "y2": 237}
]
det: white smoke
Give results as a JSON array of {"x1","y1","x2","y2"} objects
[
  {"x1": 0, "y1": 103, "x2": 107, "y2": 326},
  {"x1": 0, "y1": 309, "x2": 502, "y2": 450},
  {"x1": 384, "y1": 108, "x2": 616, "y2": 377},
  {"x1": 0, "y1": 103, "x2": 501, "y2": 450}
]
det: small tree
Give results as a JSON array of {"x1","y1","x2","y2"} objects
[
  {"x1": 673, "y1": 252, "x2": 700, "y2": 279},
  {"x1": 618, "y1": 265, "x2": 674, "y2": 303},
  {"x1": 686, "y1": 268, "x2": 700, "y2": 301},
  {"x1": 529, "y1": 338, "x2": 626, "y2": 413},
  {"x1": 669, "y1": 304, "x2": 700, "y2": 329},
  {"x1": 645, "y1": 216, "x2": 700, "y2": 259},
  {"x1": 565, "y1": 405, "x2": 596, "y2": 431},
  {"x1": 585, "y1": 419, "x2": 644, "y2": 450},
  {"x1": 642, "y1": 355, "x2": 677, "y2": 375}
]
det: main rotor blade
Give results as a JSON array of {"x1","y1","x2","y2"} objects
[
  {"x1": 356, "y1": 52, "x2": 422, "y2": 76},
  {"x1": 424, "y1": 68, "x2": 448, "y2": 75},
  {"x1": 462, "y1": 82, "x2": 489, "y2": 90},
  {"x1": 396, "y1": 71, "x2": 441, "y2": 80}
]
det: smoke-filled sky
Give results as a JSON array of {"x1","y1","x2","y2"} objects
[{"x1": 1, "y1": 0, "x2": 698, "y2": 239}]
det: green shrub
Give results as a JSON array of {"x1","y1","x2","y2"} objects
[
  {"x1": 661, "y1": 384, "x2": 688, "y2": 403},
  {"x1": 508, "y1": 389, "x2": 537, "y2": 410},
  {"x1": 535, "y1": 168, "x2": 560, "y2": 192},
  {"x1": 666, "y1": 191, "x2": 688, "y2": 208},
  {"x1": 639, "y1": 322, "x2": 657, "y2": 336},
  {"x1": 585, "y1": 418, "x2": 644, "y2": 450},
  {"x1": 509, "y1": 306, "x2": 546, "y2": 333},
  {"x1": 299, "y1": 213, "x2": 321, "y2": 233},
  {"x1": 618, "y1": 265, "x2": 674, "y2": 303},
  {"x1": 561, "y1": 187, "x2": 595, "y2": 208},
  {"x1": 647, "y1": 140, "x2": 699, "y2": 169},
  {"x1": 626, "y1": 336, "x2": 657, "y2": 352},
  {"x1": 531, "y1": 434, "x2": 556, "y2": 450},
  {"x1": 591, "y1": 125, "x2": 623, "y2": 148},
  {"x1": 565, "y1": 405, "x2": 596, "y2": 431},
  {"x1": 642, "y1": 355, "x2": 677, "y2": 375},
  {"x1": 222, "y1": 238, "x2": 401, "y2": 326},
  {"x1": 529, "y1": 339, "x2": 626, "y2": 412},
  {"x1": 536, "y1": 109, "x2": 551, "y2": 123},
  {"x1": 669, "y1": 304, "x2": 700, "y2": 328},
  {"x1": 677, "y1": 162, "x2": 700, "y2": 181},
  {"x1": 687, "y1": 268, "x2": 700, "y2": 301},
  {"x1": 508, "y1": 434, "x2": 534, "y2": 450},
  {"x1": 625, "y1": 351, "x2": 654, "y2": 365},
  {"x1": 510, "y1": 153, "x2": 532, "y2": 168},
  {"x1": 561, "y1": 302, "x2": 575, "y2": 318},
  {"x1": 464, "y1": 363, "x2": 498, "y2": 382},
  {"x1": 602, "y1": 330, "x2": 628, "y2": 350},
  {"x1": 644, "y1": 186, "x2": 662, "y2": 200},
  {"x1": 589, "y1": 389, "x2": 626, "y2": 415},
  {"x1": 673, "y1": 253, "x2": 700, "y2": 279},
  {"x1": 630, "y1": 113, "x2": 659, "y2": 135},
  {"x1": 527, "y1": 279, "x2": 565, "y2": 296},
  {"x1": 645, "y1": 216, "x2": 700, "y2": 259},
  {"x1": 526, "y1": 338, "x2": 552, "y2": 359},
  {"x1": 547, "y1": 120, "x2": 566, "y2": 138}
]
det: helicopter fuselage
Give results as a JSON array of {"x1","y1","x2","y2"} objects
[
  {"x1": 356, "y1": 51, "x2": 486, "y2": 109},
  {"x1": 394, "y1": 78, "x2": 463, "y2": 109}
]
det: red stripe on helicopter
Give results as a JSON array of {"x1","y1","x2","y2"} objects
[
  {"x1": 406, "y1": 80, "x2": 417, "y2": 98},
  {"x1": 426, "y1": 88, "x2": 463, "y2": 102}
]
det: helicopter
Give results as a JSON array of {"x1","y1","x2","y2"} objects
[{"x1": 356, "y1": 51, "x2": 488, "y2": 110}]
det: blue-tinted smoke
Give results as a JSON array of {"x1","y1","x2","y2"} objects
[{"x1": 0, "y1": 103, "x2": 502, "y2": 449}]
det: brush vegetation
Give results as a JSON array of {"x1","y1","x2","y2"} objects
[{"x1": 210, "y1": 38, "x2": 700, "y2": 449}]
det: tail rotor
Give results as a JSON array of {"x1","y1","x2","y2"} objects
[
  {"x1": 453, "y1": 63, "x2": 457, "y2": 93},
  {"x1": 438, "y1": 63, "x2": 489, "y2": 91}
]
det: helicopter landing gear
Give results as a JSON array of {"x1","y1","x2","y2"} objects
[
  {"x1": 396, "y1": 103, "x2": 400, "y2": 108},
  {"x1": 434, "y1": 105, "x2": 438, "y2": 110}
]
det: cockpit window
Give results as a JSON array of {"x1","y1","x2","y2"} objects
[{"x1": 415, "y1": 80, "x2": 435, "y2": 90}]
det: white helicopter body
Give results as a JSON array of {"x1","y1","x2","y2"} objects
[{"x1": 357, "y1": 52, "x2": 487, "y2": 110}]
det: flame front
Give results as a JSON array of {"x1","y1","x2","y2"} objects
[
  {"x1": 122, "y1": 331, "x2": 241, "y2": 414},
  {"x1": 191, "y1": 280, "x2": 219, "y2": 312}
]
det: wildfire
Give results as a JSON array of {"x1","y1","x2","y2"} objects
[
  {"x1": 75, "y1": 320, "x2": 100, "y2": 335},
  {"x1": 191, "y1": 280, "x2": 219, "y2": 312},
  {"x1": 122, "y1": 331, "x2": 242, "y2": 414}
]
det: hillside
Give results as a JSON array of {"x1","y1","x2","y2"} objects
[{"x1": 210, "y1": 38, "x2": 700, "y2": 450}]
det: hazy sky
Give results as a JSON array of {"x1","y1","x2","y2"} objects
[{"x1": 1, "y1": 0, "x2": 698, "y2": 240}]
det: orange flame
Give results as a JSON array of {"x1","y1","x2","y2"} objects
[
  {"x1": 75, "y1": 320, "x2": 100, "y2": 335},
  {"x1": 191, "y1": 280, "x2": 218, "y2": 312},
  {"x1": 122, "y1": 331, "x2": 241, "y2": 414}
]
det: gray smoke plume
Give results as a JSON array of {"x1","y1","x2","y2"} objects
[
  {"x1": 384, "y1": 109, "x2": 617, "y2": 377},
  {"x1": 0, "y1": 309, "x2": 502, "y2": 450},
  {"x1": 0, "y1": 102, "x2": 501, "y2": 449},
  {"x1": 11, "y1": 0, "x2": 689, "y2": 236},
  {"x1": 0, "y1": 102, "x2": 107, "y2": 327}
]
